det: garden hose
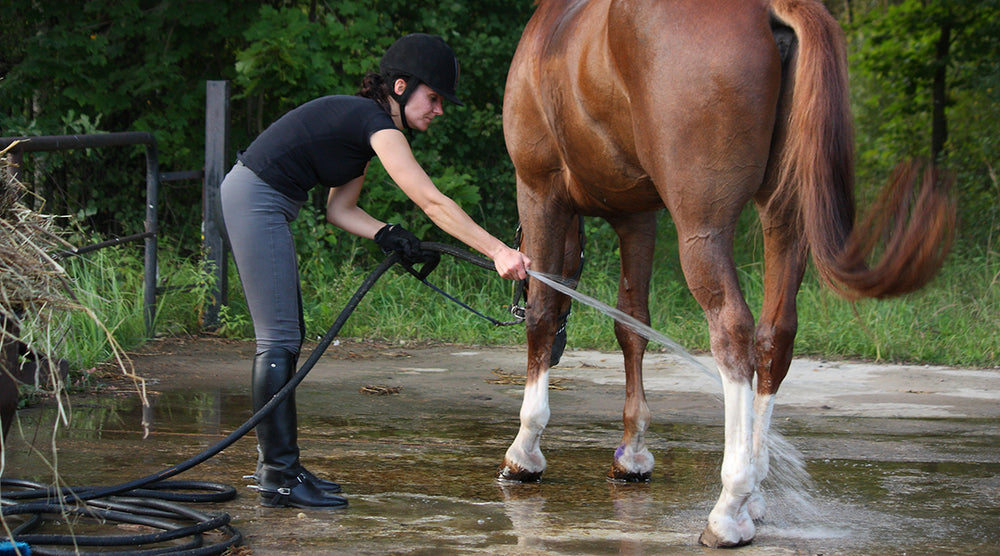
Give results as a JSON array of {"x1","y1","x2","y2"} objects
[{"x1": 2, "y1": 244, "x2": 509, "y2": 555}]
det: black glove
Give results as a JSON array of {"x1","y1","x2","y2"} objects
[{"x1": 374, "y1": 223, "x2": 428, "y2": 263}]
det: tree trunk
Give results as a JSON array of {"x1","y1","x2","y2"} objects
[{"x1": 931, "y1": 18, "x2": 951, "y2": 161}]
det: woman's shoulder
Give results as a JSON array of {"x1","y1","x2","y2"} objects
[
  {"x1": 313, "y1": 95, "x2": 392, "y2": 121},
  {"x1": 287, "y1": 97, "x2": 393, "y2": 148},
  {"x1": 303, "y1": 94, "x2": 379, "y2": 110}
]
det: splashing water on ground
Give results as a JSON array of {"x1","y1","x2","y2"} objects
[{"x1": 527, "y1": 270, "x2": 826, "y2": 530}]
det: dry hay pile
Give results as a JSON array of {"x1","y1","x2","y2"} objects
[
  {"x1": 1, "y1": 144, "x2": 145, "y2": 544},
  {"x1": 1, "y1": 142, "x2": 133, "y2": 394},
  {"x1": 1, "y1": 142, "x2": 78, "y2": 380},
  {"x1": 1, "y1": 144, "x2": 77, "y2": 338}
]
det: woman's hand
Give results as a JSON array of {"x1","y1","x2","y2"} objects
[{"x1": 491, "y1": 246, "x2": 531, "y2": 281}]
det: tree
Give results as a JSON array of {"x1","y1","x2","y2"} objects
[
  {"x1": 847, "y1": 0, "x2": 1000, "y2": 246},
  {"x1": 0, "y1": 1, "x2": 259, "y2": 243},
  {"x1": 0, "y1": 0, "x2": 535, "y2": 252}
]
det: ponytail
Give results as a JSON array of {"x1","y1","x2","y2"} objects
[{"x1": 357, "y1": 72, "x2": 394, "y2": 114}]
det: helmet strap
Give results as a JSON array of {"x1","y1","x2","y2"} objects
[{"x1": 390, "y1": 77, "x2": 419, "y2": 131}]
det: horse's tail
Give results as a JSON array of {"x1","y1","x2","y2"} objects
[{"x1": 768, "y1": 0, "x2": 955, "y2": 299}]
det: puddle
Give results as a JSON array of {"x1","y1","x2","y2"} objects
[{"x1": 3, "y1": 358, "x2": 999, "y2": 555}]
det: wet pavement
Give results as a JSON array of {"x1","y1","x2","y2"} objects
[{"x1": 3, "y1": 337, "x2": 999, "y2": 554}]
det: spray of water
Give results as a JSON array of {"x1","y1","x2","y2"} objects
[
  {"x1": 526, "y1": 270, "x2": 719, "y2": 383},
  {"x1": 526, "y1": 269, "x2": 824, "y2": 533}
]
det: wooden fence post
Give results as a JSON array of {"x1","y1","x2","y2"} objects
[{"x1": 202, "y1": 81, "x2": 231, "y2": 330}]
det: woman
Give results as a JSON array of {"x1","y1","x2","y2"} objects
[{"x1": 220, "y1": 33, "x2": 530, "y2": 509}]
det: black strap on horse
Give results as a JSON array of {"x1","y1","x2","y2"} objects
[
  {"x1": 503, "y1": 217, "x2": 586, "y2": 366},
  {"x1": 507, "y1": 216, "x2": 587, "y2": 329}
]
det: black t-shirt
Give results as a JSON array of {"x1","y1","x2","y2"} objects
[{"x1": 238, "y1": 95, "x2": 397, "y2": 201}]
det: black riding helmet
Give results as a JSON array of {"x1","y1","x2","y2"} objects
[{"x1": 380, "y1": 33, "x2": 463, "y2": 129}]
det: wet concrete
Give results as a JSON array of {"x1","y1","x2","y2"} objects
[{"x1": 3, "y1": 337, "x2": 999, "y2": 554}]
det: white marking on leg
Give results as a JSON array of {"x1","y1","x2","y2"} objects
[
  {"x1": 747, "y1": 392, "x2": 775, "y2": 520},
  {"x1": 615, "y1": 399, "x2": 654, "y2": 476},
  {"x1": 706, "y1": 367, "x2": 756, "y2": 545},
  {"x1": 752, "y1": 393, "x2": 775, "y2": 483},
  {"x1": 504, "y1": 370, "x2": 550, "y2": 473}
]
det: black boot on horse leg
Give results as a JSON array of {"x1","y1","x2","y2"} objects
[
  {"x1": 511, "y1": 217, "x2": 583, "y2": 367},
  {"x1": 250, "y1": 348, "x2": 347, "y2": 508}
]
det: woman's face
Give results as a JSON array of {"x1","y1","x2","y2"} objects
[{"x1": 396, "y1": 80, "x2": 445, "y2": 132}]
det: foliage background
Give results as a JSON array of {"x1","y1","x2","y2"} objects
[
  {"x1": 1, "y1": 0, "x2": 997, "y2": 366},
  {"x1": 0, "y1": 0, "x2": 534, "y2": 253}
]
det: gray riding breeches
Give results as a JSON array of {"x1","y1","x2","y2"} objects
[{"x1": 220, "y1": 162, "x2": 307, "y2": 355}]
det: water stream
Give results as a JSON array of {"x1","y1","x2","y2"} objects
[{"x1": 527, "y1": 270, "x2": 719, "y2": 384}]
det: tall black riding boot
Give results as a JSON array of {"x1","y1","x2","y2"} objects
[
  {"x1": 251, "y1": 348, "x2": 347, "y2": 508},
  {"x1": 246, "y1": 355, "x2": 343, "y2": 494},
  {"x1": 247, "y1": 350, "x2": 342, "y2": 494}
]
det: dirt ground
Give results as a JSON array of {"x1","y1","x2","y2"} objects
[
  {"x1": 125, "y1": 335, "x2": 1000, "y2": 422},
  {"x1": 9, "y1": 335, "x2": 999, "y2": 555}
]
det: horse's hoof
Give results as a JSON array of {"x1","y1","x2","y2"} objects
[
  {"x1": 698, "y1": 516, "x2": 755, "y2": 549},
  {"x1": 497, "y1": 463, "x2": 543, "y2": 483},
  {"x1": 698, "y1": 527, "x2": 753, "y2": 548},
  {"x1": 608, "y1": 458, "x2": 652, "y2": 482},
  {"x1": 607, "y1": 467, "x2": 651, "y2": 483}
]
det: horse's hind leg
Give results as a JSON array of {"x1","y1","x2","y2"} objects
[
  {"x1": 668, "y1": 210, "x2": 757, "y2": 547},
  {"x1": 746, "y1": 199, "x2": 808, "y2": 521},
  {"x1": 607, "y1": 212, "x2": 656, "y2": 481},
  {"x1": 498, "y1": 199, "x2": 579, "y2": 482}
]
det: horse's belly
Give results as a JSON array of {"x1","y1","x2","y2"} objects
[{"x1": 564, "y1": 164, "x2": 664, "y2": 215}]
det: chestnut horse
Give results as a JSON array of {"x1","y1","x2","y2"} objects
[{"x1": 499, "y1": 0, "x2": 954, "y2": 547}]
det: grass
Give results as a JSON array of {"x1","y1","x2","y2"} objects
[
  {"x1": 57, "y1": 245, "x2": 205, "y2": 369},
  {"x1": 793, "y1": 252, "x2": 1000, "y2": 365},
  {"x1": 49, "y1": 230, "x2": 1000, "y2": 373}
]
